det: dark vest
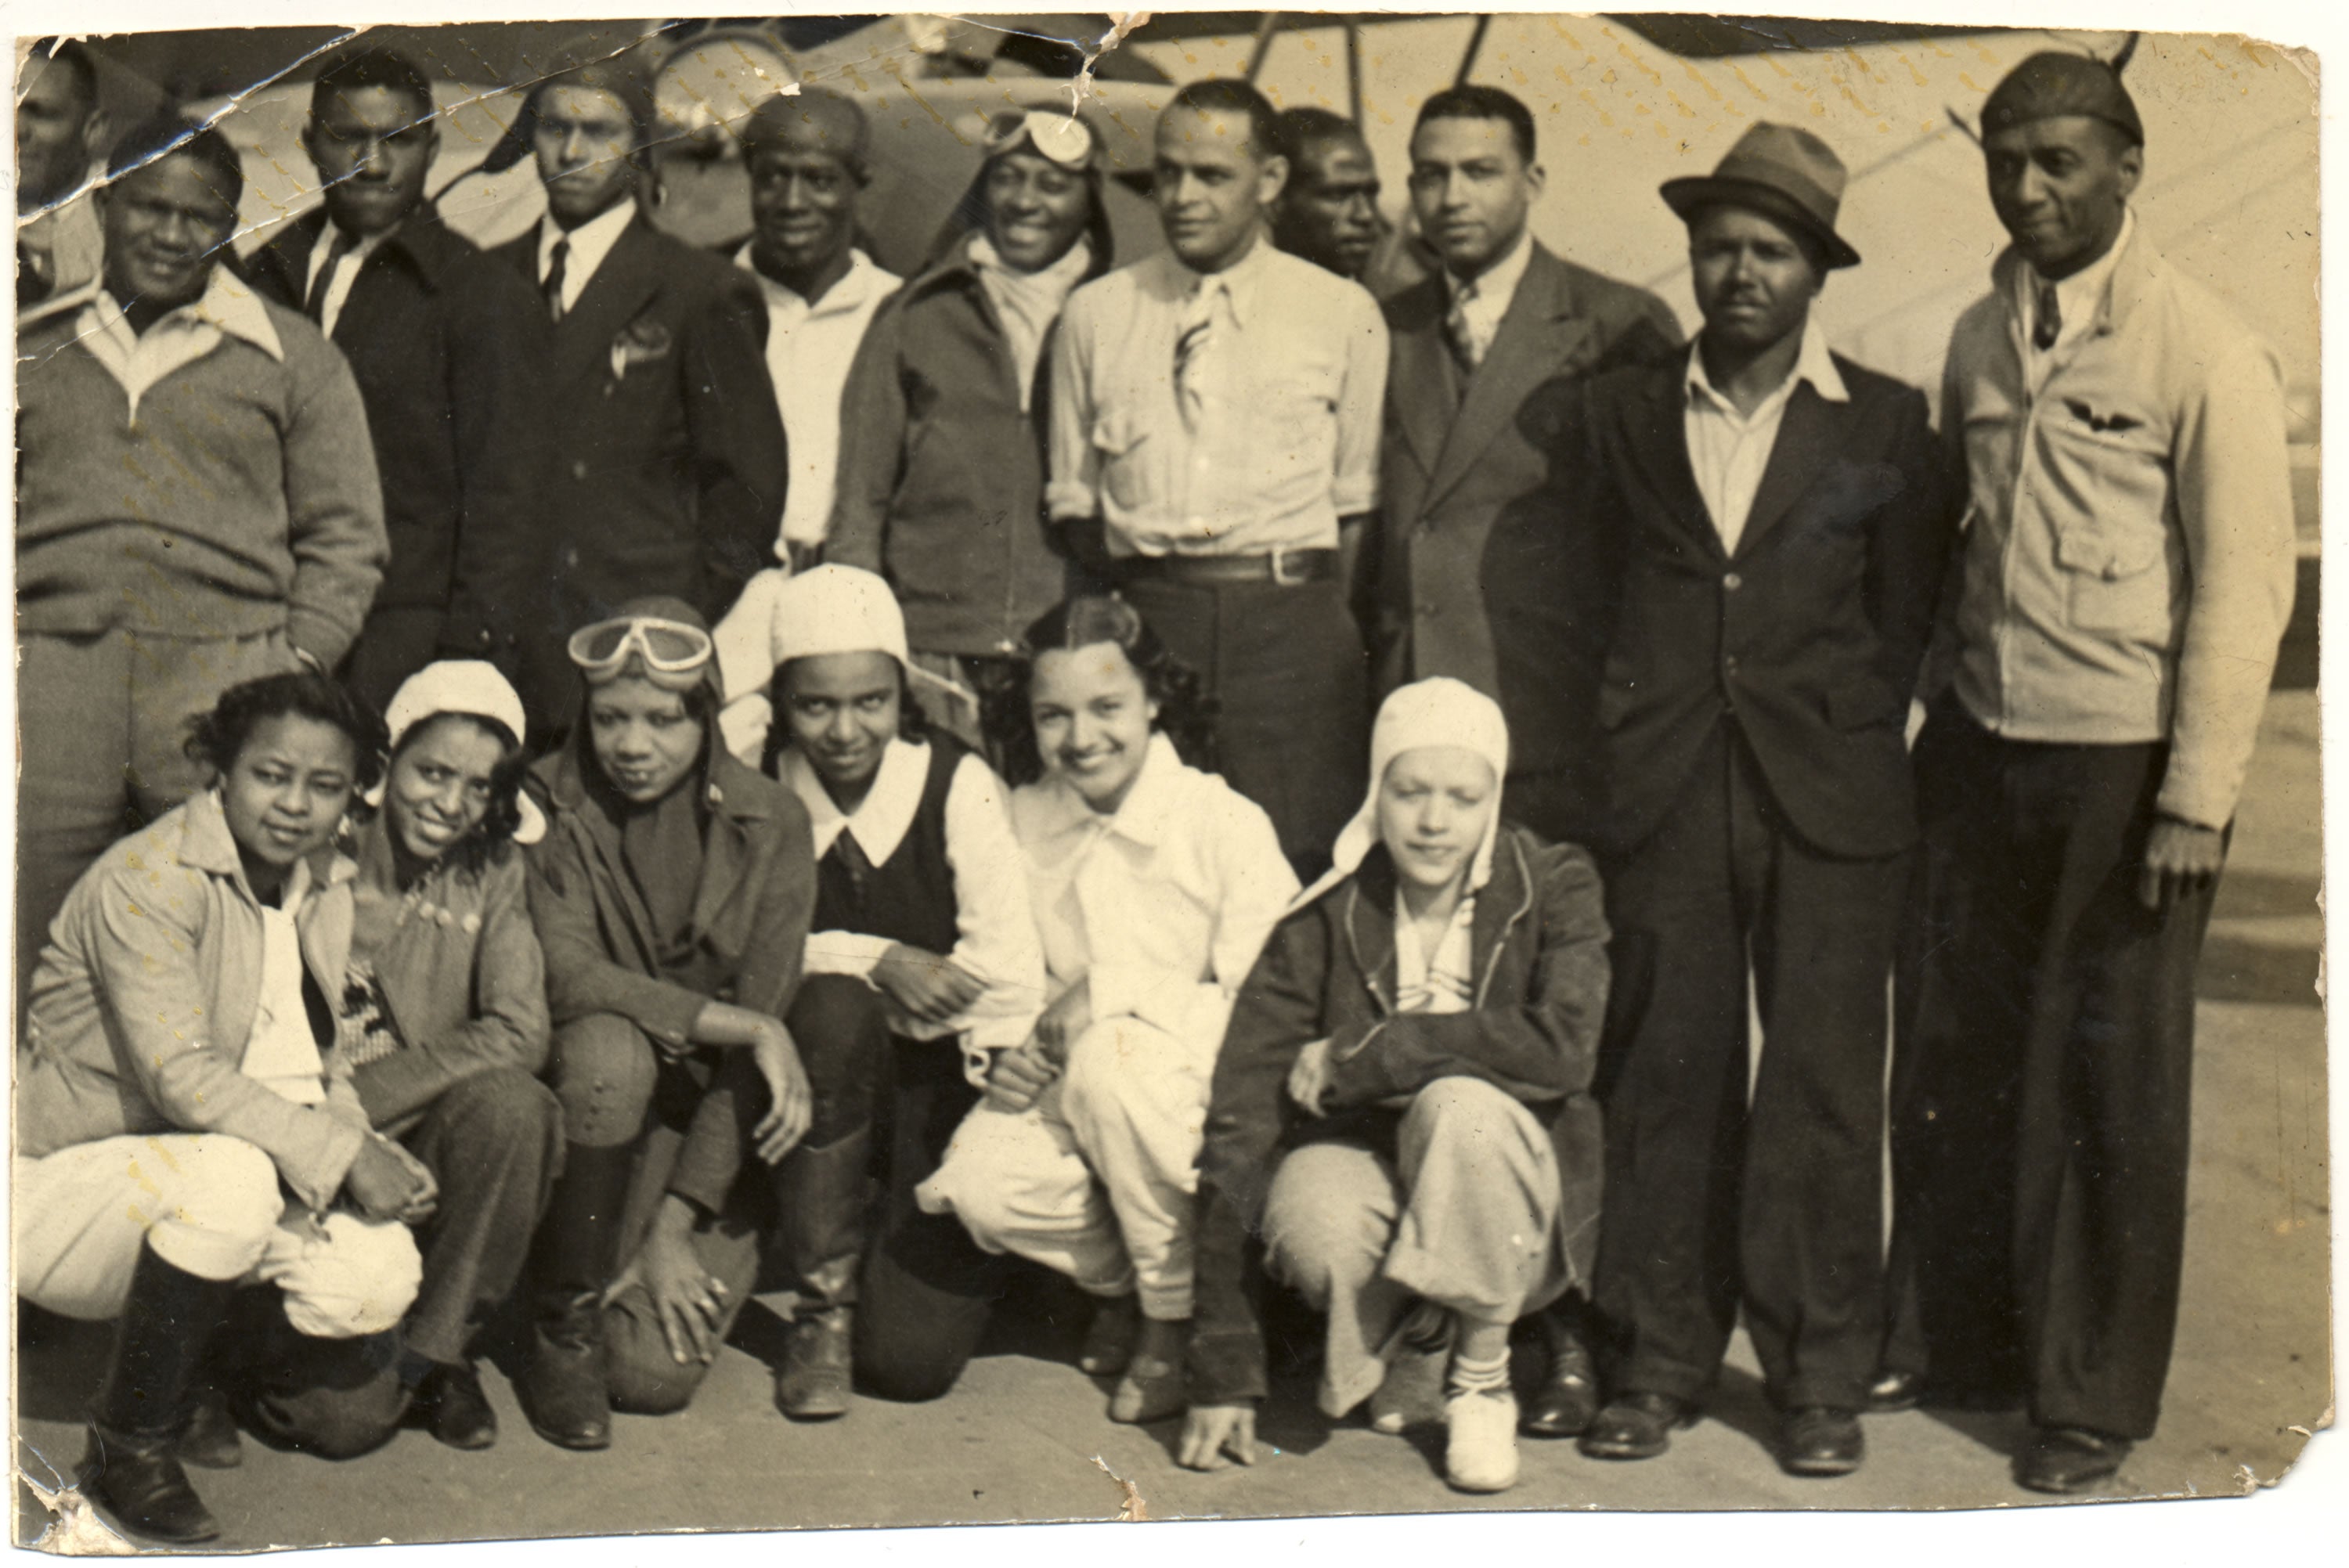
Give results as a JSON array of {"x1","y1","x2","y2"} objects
[{"x1": 805, "y1": 736, "x2": 967, "y2": 957}]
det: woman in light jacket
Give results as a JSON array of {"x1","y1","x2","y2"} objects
[
  {"x1": 251, "y1": 661, "x2": 559, "y2": 1455},
  {"x1": 14, "y1": 672, "x2": 429, "y2": 1545},
  {"x1": 1181, "y1": 679, "x2": 1611, "y2": 1495}
]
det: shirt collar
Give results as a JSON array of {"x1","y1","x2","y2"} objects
[
  {"x1": 1445, "y1": 226, "x2": 1534, "y2": 308},
  {"x1": 1173, "y1": 229, "x2": 1272, "y2": 327},
  {"x1": 87, "y1": 264, "x2": 285, "y2": 361},
  {"x1": 539, "y1": 200, "x2": 635, "y2": 283},
  {"x1": 780, "y1": 736, "x2": 929, "y2": 864},
  {"x1": 1687, "y1": 313, "x2": 1847, "y2": 413},
  {"x1": 1026, "y1": 731, "x2": 1188, "y2": 848},
  {"x1": 2018, "y1": 206, "x2": 2136, "y2": 332},
  {"x1": 733, "y1": 243, "x2": 893, "y2": 315}
]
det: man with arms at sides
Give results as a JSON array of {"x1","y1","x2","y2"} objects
[
  {"x1": 1877, "y1": 54, "x2": 2294, "y2": 1495},
  {"x1": 16, "y1": 37, "x2": 110, "y2": 319},
  {"x1": 15, "y1": 114, "x2": 385, "y2": 1015},
  {"x1": 1371, "y1": 85, "x2": 1682, "y2": 859},
  {"x1": 1570, "y1": 124, "x2": 1952, "y2": 1479},
  {"x1": 1269, "y1": 106, "x2": 1384, "y2": 285},
  {"x1": 249, "y1": 48, "x2": 553, "y2": 717},
  {"x1": 487, "y1": 53, "x2": 787, "y2": 732},
  {"x1": 1049, "y1": 78, "x2": 1388, "y2": 878}
]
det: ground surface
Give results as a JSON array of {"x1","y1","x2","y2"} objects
[{"x1": 12, "y1": 694, "x2": 2329, "y2": 1547}]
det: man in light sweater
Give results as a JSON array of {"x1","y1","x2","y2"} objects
[{"x1": 14, "y1": 115, "x2": 387, "y2": 1009}]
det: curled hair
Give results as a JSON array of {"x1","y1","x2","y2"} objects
[
  {"x1": 983, "y1": 593, "x2": 1218, "y2": 788},
  {"x1": 184, "y1": 670, "x2": 388, "y2": 794},
  {"x1": 1167, "y1": 77, "x2": 1284, "y2": 163},
  {"x1": 379, "y1": 711, "x2": 529, "y2": 877}
]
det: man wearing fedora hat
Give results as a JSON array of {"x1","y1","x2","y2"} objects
[
  {"x1": 1567, "y1": 122, "x2": 1954, "y2": 1477},
  {"x1": 1878, "y1": 52, "x2": 2294, "y2": 1494}
]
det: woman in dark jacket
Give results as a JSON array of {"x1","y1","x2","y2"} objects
[
  {"x1": 1182, "y1": 679, "x2": 1610, "y2": 1496},
  {"x1": 516, "y1": 597, "x2": 817, "y2": 1450},
  {"x1": 825, "y1": 107, "x2": 1115, "y2": 759}
]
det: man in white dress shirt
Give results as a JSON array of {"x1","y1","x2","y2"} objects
[{"x1": 1048, "y1": 78, "x2": 1389, "y2": 878}]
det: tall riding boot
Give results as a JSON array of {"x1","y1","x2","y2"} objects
[
  {"x1": 79, "y1": 1241, "x2": 240, "y2": 1545},
  {"x1": 772, "y1": 1128, "x2": 872, "y2": 1420},
  {"x1": 517, "y1": 1143, "x2": 635, "y2": 1451}
]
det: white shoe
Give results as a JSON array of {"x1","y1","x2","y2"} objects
[{"x1": 1445, "y1": 1389, "x2": 1521, "y2": 1493}]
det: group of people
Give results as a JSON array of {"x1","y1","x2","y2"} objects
[{"x1": 12, "y1": 29, "x2": 2297, "y2": 1547}]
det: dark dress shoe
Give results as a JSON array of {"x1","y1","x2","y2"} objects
[
  {"x1": 1521, "y1": 1328, "x2": 1600, "y2": 1438},
  {"x1": 177, "y1": 1390, "x2": 244, "y2": 1469},
  {"x1": 518, "y1": 1296, "x2": 612, "y2": 1451},
  {"x1": 2017, "y1": 1426, "x2": 2134, "y2": 1494},
  {"x1": 775, "y1": 1308, "x2": 853, "y2": 1421},
  {"x1": 416, "y1": 1361, "x2": 499, "y2": 1451},
  {"x1": 80, "y1": 1425, "x2": 220, "y2": 1545},
  {"x1": 1866, "y1": 1369, "x2": 1921, "y2": 1414},
  {"x1": 1578, "y1": 1391, "x2": 1697, "y2": 1460},
  {"x1": 1779, "y1": 1406, "x2": 1866, "y2": 1476}
]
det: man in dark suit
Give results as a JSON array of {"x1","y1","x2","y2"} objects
[
  {"x1": 249, "y1": 48, "x2": 552, "y2": 718},
  {"x1": 485, "y1": 54, "x2": 787, "y2": 727},
  {"x1": 1369, "y1": 85, "x2": 1681, "y2": 852},
  {"x1": 1568, "y1": 124, "x2": 1953, "y2": 1478}
]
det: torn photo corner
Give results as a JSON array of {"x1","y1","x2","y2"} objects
[{"x1": 5, "y1": 1, "x2": 2333, "y2": 1555}]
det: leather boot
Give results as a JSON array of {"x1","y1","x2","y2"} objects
[
  {"x1": 80, "y1": 1242, "x2": 239, "y2": 1545},
  {"x1": 517, "y1": 1142, "x2": 634, "y2": 1451},
  {"x1": 772, "y1": 1130, "x2": 871, "y2": 1421}
]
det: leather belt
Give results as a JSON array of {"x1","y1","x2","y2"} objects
[{"x1": 1120, "y1": 548, "x2": 1337, "y2": 586}]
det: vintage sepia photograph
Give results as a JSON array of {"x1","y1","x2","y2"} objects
[{"x1": 5, "y1": 4, "x2": 2331, "y2": 1551}]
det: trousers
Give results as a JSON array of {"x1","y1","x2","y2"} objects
[
  {"x1": 1881, "y1": 701, "x2": 2218, "y2": 1440},
  {"x1": 1263, "y1": 1077, "x2": 1570, "y2": 1418},
  {"x1": 916, "y1": 1013, "x2": 1217, "y2": 1321},
  {"x1": 1591, "y1": 730, "x2": 1903, "y2": 1411},
  {"x1": 15, "y1": 626, "x2": 301, "y2": 1011},
  {"x1": 14, "y1": 1134, "x2": 420, "y2": 1339},
  {"x1": 1120, "y1": 575, "x2": 1368, "y2": 879}
]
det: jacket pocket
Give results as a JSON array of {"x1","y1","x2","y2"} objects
[
  {"x1": 1825, "y1": 680, "x2": 1904, "y2": 730},
  {"x1": 2053, "y1": 518, "x2": 2170, "y2": 636}
]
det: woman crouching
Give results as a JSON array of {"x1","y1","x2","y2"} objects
[
  {"x1": 15, "y1": 673, "x2": 427, "y2": 1543},
  {"x1": 1182, "y1": 679, "x2": 1610, "y2": 1494},
  {"x1": 516, "y1": 599, "x2": 817, "y2": 1449},
  {"x1": 917, "y1": 594, "x2": 1298, "y2": 1422}
]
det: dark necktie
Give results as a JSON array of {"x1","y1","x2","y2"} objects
[
  {"x1": 831, "y1": 827, "x2": 875, "y2": 901},
  {"x1": 304, "y1": 229, "x2": 356, "y2": 323},
  {"x1": 2032, "y1": 276, "x2": 2062, "y2": 352},
  {"x1": 543, "y1": 236, "x2": 571, "y2": 323}
]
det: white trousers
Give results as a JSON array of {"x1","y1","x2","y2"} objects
[
  {"x1": 916, "y1": 1015, "x2": 1215, "y2": 1321},
  {"x1": 14, "y1": 1134, "x2": 422, "y2": 1339}
]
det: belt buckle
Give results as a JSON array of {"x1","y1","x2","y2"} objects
[{"x1": 1268, "y1": 547, "x2": 1308, "y2": 586}]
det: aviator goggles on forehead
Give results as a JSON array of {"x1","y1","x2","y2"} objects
[
  {"x1": 566, "y1": 615, "x2": 714, "y2": 678},
  {"x1": 983, "y1": 108, "x2": 1097, "y2": 170}
]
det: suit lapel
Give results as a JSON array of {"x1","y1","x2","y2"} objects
[
  {"x1": 1423, "y1": 250, "x2": 1595, "y2": 508},
  {"x1": 550, "y1": 217, "x2": 663, "y2": 384},
  {"x1": 1733, "y1": 382, "x2": 1846, "y2": 561},
  {"x1": 1619, "y1": 366, "x2": 1723, "y2": 561},
  {"x1": 1387, "y1": 279, "x2": 1457, "y2": 483}
]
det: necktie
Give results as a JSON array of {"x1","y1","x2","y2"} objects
[
  {"x1": 305, "y1": 229, "x2": 356, "y2": 324},
  {"x1": 1445, "y1": 276, "x2": 1484, "y2": 373},
  {"x1": 543, "y1": 237, "x2": 571, "y2": 323},
  {"x1": 829, "y1": 827, "x2": 875, "y2": 913},
  {"x1": 2032, "y1": 275, "x2": 2062, "y2": 353},
  {"x1": 1173, "y1": 281, "x2": 1218, "y2": 432}
]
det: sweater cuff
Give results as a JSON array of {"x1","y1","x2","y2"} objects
[
  {"x1": 285, "y1": 607, "x2": 356, "y2": 670},
  {"x1": 284, "y1": 1116, "x2": 369, "y2": 1216}
]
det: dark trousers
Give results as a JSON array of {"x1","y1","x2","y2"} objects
[
  {"x1": 1592, "y1": 729, "x2": 1903, "y2": 1411},
  {"x1": 855, "y1": 1034, "x2": 1011, "y2": 1401},
  {"x1": 1120, "y1": 575, "x2": 1369, "y2": 881},
  {"x1": 1881, "y1": 701, "x2": 2217, "y2": 1440}
]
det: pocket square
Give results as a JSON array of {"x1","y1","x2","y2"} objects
[
  {"x1": 611, "y1": 319, "x2": 675, "y2": 380},
  {"x1": 2064, "y1": 398, "x2": 2142, "y2": 434}
]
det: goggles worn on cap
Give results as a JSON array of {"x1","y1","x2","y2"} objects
[
  {"x1": 567, "y1": 615, "x2": 714, "y2": 677},
  {"x1": 983, "y1": 109, "x2": 1095, "y2": 170}
]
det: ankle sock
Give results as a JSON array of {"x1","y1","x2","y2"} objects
[{"x1": 1447, "y1": 1350, "x2": 1510, "y2": 1400}]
